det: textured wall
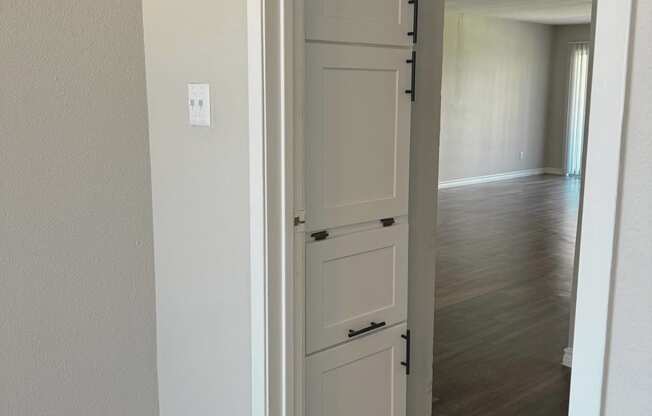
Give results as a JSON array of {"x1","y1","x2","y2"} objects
[
  {"x1": 603, "y1": 0, "x2": 652, "y2": 413},
  {"x1": 439, "y1": 14, "x2": 553, "y2": 182},
  {"x1": 142, "y1": 0, "x2": 252, "y2": 415},
  {"x1": 545, "y1": 24, "x2": 592, "y2": 170},
  {"x1": 0, "y1": 1, "x2": 158, "y2": 415}
]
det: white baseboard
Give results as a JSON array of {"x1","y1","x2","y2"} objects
[
  {"x1": 438, "y1": 167, "x2": 566, "y2": 189},
  {"x1": 544, "y1": 167, "x2": 564, "y2": 175},
  {"x1": 562, "y1": 347, "x2": 573, "y2": 368},
  {"x1": 439, "y1": 168, "x2": 546, "y2": 189}
]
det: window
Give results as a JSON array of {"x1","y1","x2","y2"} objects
[{"x1": 565, "y1": 42, "x2": 590, "y2": 177}]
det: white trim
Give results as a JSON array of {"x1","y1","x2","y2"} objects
[
  {"x1": 283, "y1": 1, "x2": 297, "y2": 416},
  {"x1": 569, "y1": 0, "x2": 633, "y2": 414},
  {"x1": 247, "y1": 0, "x2": 294, "y2": 415},
  {"x1": 562, "y1": 347, "x2": 574, "y2": 368},
  {"x1": 438, "y1": 168, "x2": 545, "y2": 189},
  {"x1": 438, "y1": 168, "x2": 566, "y2": 189},
  {"x1": 292, "y1": 1, "x2": 306, "y2": 416},
  {"x1": 544, "y1": 167, "x2": 565, "y2": 176},
  {"x1": 247, "y1": 0, "x2": 268, "y2": 414},
  {"x1": 292, "y1": 229, "x2": 306, "y2": 416}
]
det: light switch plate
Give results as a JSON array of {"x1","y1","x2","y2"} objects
[{"x1": 188, "y1": 83, "x2": 211, "y2": 127}]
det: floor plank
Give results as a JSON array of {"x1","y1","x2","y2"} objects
[{"x1": 433, "y1": 175, "x2": 580, "y2": 416}]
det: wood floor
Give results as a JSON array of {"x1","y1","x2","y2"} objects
[{"x1": 432, "y1": 175, "x2": 581, "y2": 416}]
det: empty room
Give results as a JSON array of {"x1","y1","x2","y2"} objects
[{"x1": 434, "y1": 1, "x2": 592, "y2": 414}]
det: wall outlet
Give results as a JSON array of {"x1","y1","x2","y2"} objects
[{"x1": 188, "y1": 83, "x2": 211, "y2": 127}]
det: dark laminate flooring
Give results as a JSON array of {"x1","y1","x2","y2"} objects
[{"x1": 433, "y1": 175, "x2": 581, "y2": 416}]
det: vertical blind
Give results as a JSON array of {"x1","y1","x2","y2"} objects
[{"x1": 565, "y1": 42, "x2": 590, "y2": 177}]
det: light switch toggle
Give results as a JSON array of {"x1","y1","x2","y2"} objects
[{"x1": 188, "y1": 83, "x2": 211, "y2": 127}]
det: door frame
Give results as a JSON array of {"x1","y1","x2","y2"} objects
[
  {"x1": 247, "y1": 0, "x2": 295, "y2": 416},
  {"x1": 568, "y1": 0, "x2": 634, "y2": 414},
  {"x1": 246, "y1": 0, "x2": 635, "y2": 415}
]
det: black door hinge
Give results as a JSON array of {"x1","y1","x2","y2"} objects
[
  {"x1": 294, "y1": 216, "x2": 306, "y2": 226},
  {"x1": 311, "y1": 230, "x2": 329, "y2": 241}
]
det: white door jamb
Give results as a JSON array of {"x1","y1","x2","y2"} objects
[
  {"x1": 248, "y1": 0, "x2": 635, "y2": 415},
  {"x1": 247, "y1": 0, "x2": 295, "y2": 416},
  {"x1": 568, "y1": 0, "x2": 633, "y2": 414}
]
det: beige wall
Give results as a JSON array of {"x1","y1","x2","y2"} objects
[
  {"x1": 0, "y1": 1, "x2": 158, "y2": 415},
  {"x1": 603, "y1": 0, "x2": 652, "y2": 413},
  {"x1": 142, "y1": 1, "x2": 252, "y2": 415},
  {"x1": 545, "y1": 24, "x2": 592, "y2": 170},
  {"x1": 439, "y1": 14, "x2": 553, "y2": 182}
]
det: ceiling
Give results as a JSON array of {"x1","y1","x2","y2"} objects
[{"x1": 445, "y1": 0, "x2": 593, "y2": 25}]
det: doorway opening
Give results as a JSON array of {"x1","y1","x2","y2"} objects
[
  {"x1": 433, "y1": 3, "x2": 592, "y2": 415},
  {"x1": 247, "y1": 0, "x2": 635, "y2": 415}
]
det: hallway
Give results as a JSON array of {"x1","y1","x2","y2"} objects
[{"x1": 433, "y1": 175, "x2": 581, "y2": 416}]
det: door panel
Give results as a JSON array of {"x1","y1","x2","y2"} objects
[
  {"x1": 306, "y1": 324, "x2": 407, "y2": 416},
  {"x1": 305, "y1": 0, "x2": 413, "y2": 46},
  {"x1": 306, "y1": 225, "x2": 408, "y2": 353},
  {"x1": 306, "y1": 43, "x2": 412, "y2": 231}
]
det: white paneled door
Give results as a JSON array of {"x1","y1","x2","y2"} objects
[
  {"x1": 300, "y1": 0, "x2": 415, "y2": 415},
  {"x1": 305, "y1": 0, "x2": 414, "y2": 46},
  {"x1": 306, "y1": 324, "x2": 408, "y2": 416},
  {"x1": 305, "y1": 43, "x2": 413, "y2": 232}
]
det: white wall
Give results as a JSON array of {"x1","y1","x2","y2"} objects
[
  {"x1": 545, "y1": 24, "x2": 592, "y2": 170},
  {"x1": 439, "y1": 14, "x2": 553, "y2": 182},
  {"x1": 603, "y1": 0, "x2": 652, "y2": 412},
  {"x1": 0, "y1": 1, "x2": 158, "y2": 415},
  {"x1": 142, "y1": 1, "x2": 252, "y2": 415}
]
